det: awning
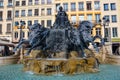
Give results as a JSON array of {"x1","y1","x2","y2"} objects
[{"x1": 0, "y1": 41, "x2": 15, "y2": 47}]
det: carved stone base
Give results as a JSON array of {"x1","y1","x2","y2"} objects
[{"x1": 23, "y1": 57, "x2": 100, "y2": 75}]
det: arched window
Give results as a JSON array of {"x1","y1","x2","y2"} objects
[{"x1": 14, "y1": 32, "x2": 18, "y2": 38}]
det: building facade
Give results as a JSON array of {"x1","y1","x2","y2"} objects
[
  {"x1": 54, "y1": 0, "x2": 102, "y2": 42},
  {"x1": 0, "y1": 0, "x2": 13, "y2": 42},
  {"x1": 12, "y1": 0, "x2": 55, "y2": 42},
  {"x1": 101, "y1": 0, "x2": 120, "y2": 54},
  {"x1": 0, "y1": 0, "x2": 120, "y2": 54}
]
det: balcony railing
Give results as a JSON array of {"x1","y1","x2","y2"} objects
[
  {"x1": 0, "y1": 18, "x2": 3, "y2": 21},
  {"x1": 6, "y1": 18, "x2": 12, "y2": 20},
  {"x1": 35, "y1": 2, "x2": 39, "y2": 5},
  {"x1": 0, "y1": 6, "x2": 4, "y2": 8},
  {"x1": 28, "y1": 2, "x2": 32, "y2": 5},
  {"x1": 6, "y1": 32, "x2": 11, "y2": 34},
  {"x1": 70, "y1": 20, "x2": 100, "y2": 27},
  {"x1": 34, "y1": 14, "x2": 39, "y2": 16},
  {"x1": 21, "y1": 15, "x2": 25, "y2": 17},
  {"x1": 71, "y1": 8, "x2": 76, "y2": 11},
  {"x1": 0, "y1": 32, "x2": 2, "y2": 34},
  {"x1": 79, "y1": 8, "x2": 84, "y2": 11}
]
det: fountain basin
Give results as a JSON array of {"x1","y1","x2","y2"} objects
[
  {"x1": 23, "y1": 57, "x2": 99, "y2": 75},
  {"x1": 105, "y1": 54, "x2": 120, "y2": 65},
  {"x1": 0, "y1": 55, "x2": 20, "y2": 66}
]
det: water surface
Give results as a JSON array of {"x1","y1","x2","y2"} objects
[{"x1": 0, "y1": 64, "x2": 120, "y2": 80}]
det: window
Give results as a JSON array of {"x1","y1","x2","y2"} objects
[
  {"x1": 94, "y1": 1, "x2": 100, "y2": 10},
  {"x1": 112, "y1": 15, "x2": 117, "y2": 22},
  {"x1": 41, "y1": 9, "x2": 45, "y2": 16},
  {"x1": 111, "y1": 3, "x2": 116, "y2": 10},
  {"x1": 105, "y1": 28, "x2": 109, "y2": 37},
  {"x1": 104, "y1": 4, "x2": 109, "y2": 11},
  {"x1": 41, "y1": 0, "x2": 45, "y2": 4},
  {"x1": 47, "y1": 0, "x2": 51, "y2": 4},
  {"x1": 28, "y1": 9, "x2": 32, "y2": 16},
  {"x1": 56, "y1": 3, "x2": 60, "y2": 11},
  {"x1": 71, "y1": 15, "x2": 76, "y2": 24},
  {"x1": 34, "y1": 9, "x2": 39, "y2": 16},
  {"x1": 47, "y1": 8, "x2": 51, "y2": 15},
  {"x1": 8, "y1": 0, "x2": 12, "y2": 6},
  {"x1": 96, "y1": 28, "x2": 101, "y2": 36},
  {"x1": 95, "y1": 14, "x2": 100, "y2": 23},
  {"x1": 87, "y1": 14, "x2": 92, "y2": 21},
  {"x1": 71, "y1": 3, "x2": 76, "y2": 11},
  {"x1": 7, "y1": 11, "x2": 12, "y2": 20},
  {"x1": 0, "y1": 0, "x2": 3, "y2": 7},
  {"x1": 47, "y1": 20, "x2": 52, "y2": 27},
  {"x1": 22, "y1": 31, "x2": 25, "y2": 38},
  {"x1": 15, "y1": 10, "x2": 19, "y2": 17},
  {"x1": 6, "y1": 23, "x2": 11, "y2": 33},
  {"x1": 22, "y1": 1, "x2": 26, "y2": 6},
  {"x1": 87, "y1": 1, "x2": 92, "y2": 10},
  {"x1": 35, "y1": 0, "x2": 39, "y2": 5},
  {"x1": 28, "y1": 0, "x2": 32, "y2": 5},
  {"x1": 0, "y1": 24, "x2": 2, "y2": 33},
  {"x1": 78, "y1": 2, "x2": 84, "y2": 11},
  {"x1": 104, "y1": 15, "x2": 110, "y2": 21},
  {"x1": 63, "y1": 3, "x2": 68, "y2": 11},
  {"x1": 79, "y1": 14, "x2": 84, "y2": 22},
  {"x1": 21, "y1": 10, "x2": 25, "y2": 16},
  {"x1": 28, "y1": 32, "x2": 30, "y2": 37},
  {"x1": 14, "y1": 32, "x2": 18, "y2": 38},
  {"x1": 0, "y1": 11, "x2": 3, "y2": 20},
  {"x1": 112, "y1": 27, "x2": 118, "y2": 37},
  {"x1": 16, "y1": 1, "x2": 19, "y2": 6},
  {"x1": 34, "y1": 20, "x2": 38, "y2": 24},
  {"x1": 28, "y1": 21, "x2": 32, "y2": 26},
  {"x1": 41, "y1": 20, "x2": 44, "y2": 26}
]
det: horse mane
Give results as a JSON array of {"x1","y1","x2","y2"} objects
[{"x1": 78, "y1": 21, "x2": 93, "y2": 31}]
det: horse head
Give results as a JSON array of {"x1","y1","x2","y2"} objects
[
  {"x1": 78, "y1": 21, "x2": 93, "y2": 33},
  {"x1": 78, "y1": 21, "x2": 99, "y2": 53},
  {"x1": 78, "y1": 21, "x2": 93, "y2": 42},
  {"x1": 28, "y1": 23, "x2": 43, "y2": 31}
]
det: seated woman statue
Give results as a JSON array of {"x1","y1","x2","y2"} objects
[{"x1": 53, "y1": 6, "x2": 71, "y2": 29}]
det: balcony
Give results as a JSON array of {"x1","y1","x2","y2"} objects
[
  {"x1": 15, "y1": 15, "x2": 19, "y2": 17},
  {"x1": 6, "y1": 18, "x2": 12, "y2": 21},
  {"x1": 6, "y1": 32, "x2": 11, "y2": 34},
  {"x1": 0, "y1": 32, "x2": 2, "y2": 34},
  {"x1": 0, "y1": 18, "x2": 3, "y2": 21},
  {"x1": 0, "y1": 6, "x2": 3, "y2": 8},
  {"x1": 79, "y1": 8, "x2": 84, "y2": 11},
  {"x1": 28, "y1": 14, "x2": 32, "y2": 16},
  {"x1": 71, "y1": 8, "x2": 76, "y2": 11},
  {"x1": 21, "y1": 15, "x2": 25, "y2": 17},
  {"x1": 7, "y1": 3, "x2": 13, "y2": 8},
  {"x1": 35, "y1": 2, "x2": 39, "y2": 5},
  {"x1": 34, "y1": 14, "x2": 39, "y2": 16},
  {"x1": 28, "y1": 2, "x2": 32, "y2": 5},
  {"x1": 47, "y1": 2, "x2": 52, "y2": 4}
]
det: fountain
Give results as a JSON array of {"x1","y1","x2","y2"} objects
[{"x1": 14, "y1": 6, "x2": 102, "y2": 75}]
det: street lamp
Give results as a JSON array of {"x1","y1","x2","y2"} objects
[
  {"x1": 15, "y1": 20, "x2": 26, "y2": 42},
  {"x1": 99, "y1": 16, "x2": 110, "y2": 45}
]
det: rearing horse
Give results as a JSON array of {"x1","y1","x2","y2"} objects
[
  {"x1": 78, "y1": 21, "x2": 99, "y2": 56},
  {"x1": 13, "y1": 23, "x2": 49, "y2": 55}
]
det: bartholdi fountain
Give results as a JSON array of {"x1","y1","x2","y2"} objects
[{"x1": 14, "y1": 6, "x2": 102, "y2": 75}]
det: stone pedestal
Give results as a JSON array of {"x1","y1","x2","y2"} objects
[{"x1": 23, "y1": 57, "x2": 100, "y2": 75}]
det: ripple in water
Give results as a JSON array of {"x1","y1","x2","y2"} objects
[{"x1": 0, "y1": 64, "x2": 120, "y2": 80}]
